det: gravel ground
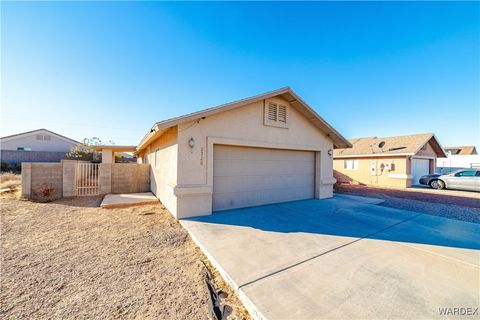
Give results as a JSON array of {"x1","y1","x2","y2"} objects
[
  {"x1": 0, "y1": 194, "x2": 249, "y2": 320},
  {"x1": 336, "y1": 185, "x2": 480, "y2": 224}
]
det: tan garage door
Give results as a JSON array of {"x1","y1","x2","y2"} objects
[{"x1": 213, "y1": 145, "x2": 315, "y2": 211}]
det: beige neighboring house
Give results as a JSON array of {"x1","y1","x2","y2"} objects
[
  {"x1": 136, "y1": 87, "x2": 351, "y2": 219},
  {"x1": 333, "y1": 133, "x2": 447, "y2": 188}
]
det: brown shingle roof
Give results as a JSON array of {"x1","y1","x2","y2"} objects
[
  {"x1": 334, "y1": 133, "x2": 446, "y2": 158},
  {"x1": 444, "y1": 146, "x2": 478, "y2": 155}
]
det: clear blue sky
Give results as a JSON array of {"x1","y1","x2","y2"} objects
[{"x1": 1, "y1": 1, "x2": 479, "y2": 147}]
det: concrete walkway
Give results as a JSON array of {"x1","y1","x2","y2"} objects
[
  {"x1": 181, "y1": 195, "x2": 480, "y2": 319},
  {"x1": 100, "y1": 192, "x2": 159, "y2": 208}
]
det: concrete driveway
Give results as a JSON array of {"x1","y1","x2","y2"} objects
[{"x1": 181, "y1": 195, "x2": 480, "y2": 319}]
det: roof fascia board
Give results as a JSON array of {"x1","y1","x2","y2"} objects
[
  {"x1": 137, "y1": 88, "x2": 291, "y2": 150},
  {"x1": 334, "y1": 153, "x2": 414, "y2": 158},
  {"x1": 137, "y1": 87, "x2": 352, "y2": 150},
  {"x1": 286, "y1": 90, "x2": 351, "y2": 148}
]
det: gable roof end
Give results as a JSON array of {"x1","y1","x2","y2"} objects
[
  {"x1": 0, "y1": 128, "x2": 80, "y2": 144},
  {"x1": 137, "y1": 87, "x2": 351, "y2": 151}
]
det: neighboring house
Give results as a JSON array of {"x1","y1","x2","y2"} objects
[
  {"x1": 333, "y1": 133, "x2": 447, "y2": 187},
  {"x1": 444, "y1": 145, "x2": 478, "y2": 155},
  {"x1": 136, "y1": 87, "x2": 350, "y2": 219},
  {"x1": 436, "y1": 145, "x2": 480, "y2": 173},
  {"x1": 0, "y1": 128, "x2": 79, "y2": 165}
]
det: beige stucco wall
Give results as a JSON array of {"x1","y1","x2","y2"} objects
[
  {"x1": 149, "y1": 97, "x2": 335, "y2": 218},
  {"x1": 415, "y1": 140, "x2": 438, "y2": 158},
  {"x1": 334, "y1": 156, "x2": 410, "y2": 188},
  {"x1": 145, "y1": 127, "x2": 178, "y2": 215}
]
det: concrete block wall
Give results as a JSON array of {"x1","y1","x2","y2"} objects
[
  {"x1": 22, "y1": 162, "x2": 151, "y2": 200},
  {"x1": 22, "y1": 163, "x2": 63, "y2": 201},
  {"x1": 99, "y1": 164, "x2": 112, "y2": 194},
  {"x1": 21, "y1": 163, "x2": 32, "y2": 198},
  {"x1": 2, "y1": 150, "x2": 70, "y2": 164},
  {"x1": 62, "y1": 161, "x2": 76, "y2": 197},
  {"x1": 111, "y1": 163, "x2": 150, "y2": 194}
]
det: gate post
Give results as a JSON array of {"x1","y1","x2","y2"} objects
[
  {"x1": 62, "y1": 161, "x2": 76, "y2": 197},
  {"x1": 99, "y1": 163, "x2": 112, "y2": 194},
  {"x1": 21, "y1": 163, "x2": 32, "y2": 198}
]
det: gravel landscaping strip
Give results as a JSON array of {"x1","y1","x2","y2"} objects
[
  {"x1": 336, "y1": 185, "x2": 480, "y2": 224},
  {"x1": 335, "y1": 184, "x2": 480, "y2": 209},
  {"x1": 378, "y1": 197, "x2": 480, "y2": 224}
]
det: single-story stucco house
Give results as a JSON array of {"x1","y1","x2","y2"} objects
[
  {"x1": 333, "y1": 133, "x2": 447, "y2": 188},
  {"x1": 135, "y1": 87, "x2": 351, "y2": 219}
]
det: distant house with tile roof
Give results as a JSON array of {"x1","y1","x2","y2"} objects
[
  {"x1": 444, "y1": 146, "x2": 478, "y2": 156},
  {"x1": 436, "y1": 145, "x2": 480, "y2": 173},
  {"x1": 333, "y1": 133, "x2": 446, "y2": 187}
]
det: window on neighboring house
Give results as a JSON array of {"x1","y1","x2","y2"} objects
[
  {"x1": 155, "y1": 149, "x2": 160, "y2": 168},
  {"x1": 17, "y1": 147, "x2": 32, "y2": 151},
  {"x1": 265, "y1": 101, "x2": 288, "y2": 127},
  {"x1": 344, "y1": 159, "x2": 359, "y2": 170}
]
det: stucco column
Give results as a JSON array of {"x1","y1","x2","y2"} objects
[
  {"x1": 316, "y1": 150, "x2": 335, "y2": 199},
  {"x1": 101, "y1": 149, "x2": 114, "y2": 163}
]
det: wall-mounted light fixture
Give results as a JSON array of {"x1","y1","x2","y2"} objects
[
  {"x1": 188, "y1": 137, "x2": 195, "y2": 148},
  {"x1": 327, "y1": 149, "x2": 333, "y2": 157}
]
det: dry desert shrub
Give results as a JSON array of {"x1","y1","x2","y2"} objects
[
  {"x1": 32, "y1": 183, "x2": 57, "y2": 202},
  {"x1": 0, "y1": 172, "x2": 21, "y2": 191}
]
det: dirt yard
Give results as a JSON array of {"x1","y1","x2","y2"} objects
[{"x1": 0, "y1": 194, "x2": 249, "y2": 320}]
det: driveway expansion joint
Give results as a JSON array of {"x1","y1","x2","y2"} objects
[{"x1": 238, "y1": 212, "x2": 425, "y2": 289}]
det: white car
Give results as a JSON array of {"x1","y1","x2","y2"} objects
[{"x1": 419, "y1": 169, "x2": 480, "y2": 192}]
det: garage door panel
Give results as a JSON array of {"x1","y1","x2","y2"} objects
[
  {"x1": 213, "y1": 186, "x2": 314, "y2": 210},
  {"x1": 213, "y1": 145, "x2": 315, "y2": 211},
  {"x1": 214, "y1": 175, "x2": 313, "y2": 195}
]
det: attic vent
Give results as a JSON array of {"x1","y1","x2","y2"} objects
[
  {"x1": 268, "y1": 103, "x2": 277, "y2": 121},
  {"x1": 278, "y1": 105, "x2": 287, "y2": 123},
  {"x1": 264, "y1": 101, "x2": 289, "y2": 128},
  {"x1": 36, "y1": 134, "x2": 51, "y2": 141}
]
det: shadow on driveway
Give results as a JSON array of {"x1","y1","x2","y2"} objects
[{"x1": 185, "y1": 196, "x2": 480, "y2": 251}]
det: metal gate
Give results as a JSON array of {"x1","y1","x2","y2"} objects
[{"x1": 75, "y1": 163, "x2": 100, "y2": 196}]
